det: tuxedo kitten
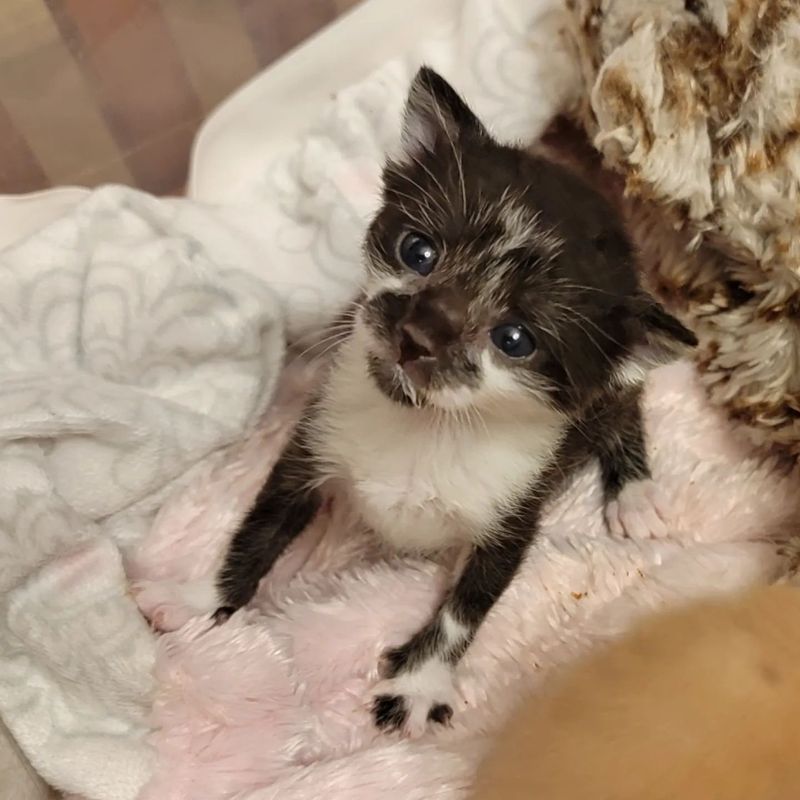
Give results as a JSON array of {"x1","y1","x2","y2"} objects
[{"x1": 214, "y1": 67, "x2": 696, "y2": 735}]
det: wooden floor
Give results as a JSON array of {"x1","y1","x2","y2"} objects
[{"x1": 0, "y1": 0, "x2": 361, "y2": 195}]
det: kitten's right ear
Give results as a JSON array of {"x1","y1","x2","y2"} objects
[{"x1": 394, "y1": 66, "x2": 487, "y2": 164}]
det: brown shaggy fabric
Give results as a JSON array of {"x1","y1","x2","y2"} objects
[{"x1": 560, "y1": 0, "x2": 800, "y2": 456}]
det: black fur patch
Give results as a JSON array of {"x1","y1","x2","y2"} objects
[
  {"x1": 427, "y1": 703, "x2": 453, "y2": 726},
  {"x1": 361, "y1": 67, "x2": 694, "y2": 414},
  {"x1": 370, "y1": 694, "x2": 453, "y2": 731},
  {"x1": 373, "y1": 694, "x2": 408, "y2": 732},
  {"x1": 215, "y1": 425, "x2": 321, "y2": 614},
  {"x1": 381, "y1": 618, "x2": 448, "y2": 676},
  {"x1": 592, "y1": 386, "x2": 651, "y2": 501}
]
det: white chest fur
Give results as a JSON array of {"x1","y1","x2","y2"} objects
[{"x1": 310, "y1": 342, "x2": 565, "y2": 553}]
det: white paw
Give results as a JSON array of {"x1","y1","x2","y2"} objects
[
  {"x1": 605, "y1": 478, "x2": 671, "y2": 540},
  {"x1": 371, "y1": 657, "x2": 460, "y2": 737}
]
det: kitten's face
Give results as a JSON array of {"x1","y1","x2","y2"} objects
[{"x1": 358, "y1": 68, "x2": 695, "y2": 415}]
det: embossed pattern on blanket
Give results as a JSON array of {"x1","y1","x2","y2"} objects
[
  {"x1": 0, "y1": 186, "x2": 285, "y2": 800},
  {"x1": 133, "y1": 358, "x2": 800, "y2": 800}
]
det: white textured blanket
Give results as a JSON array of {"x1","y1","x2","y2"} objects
[{"x1": 0, "y1": 187, "x2": 289, "y2": 800}]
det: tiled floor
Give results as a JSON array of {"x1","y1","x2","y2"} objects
[{"x1": 0, "y1": 0, "x2": 361, "y2": 195}]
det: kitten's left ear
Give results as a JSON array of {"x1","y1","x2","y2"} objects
[
  {"x1": 624, "y1": 292, "x2": 698, "y2": 367},
  {"x1": 395, "y1": 66, "x2": 488, "y2": 164}
]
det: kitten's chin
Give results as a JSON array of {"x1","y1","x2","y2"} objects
[{"x1": 426, "y1": 384, "x2": 478, "y2": 410}]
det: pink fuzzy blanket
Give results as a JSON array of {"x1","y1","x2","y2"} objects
[{"x1": 129, "y1": 358, "x2": 800, "y2": 800}]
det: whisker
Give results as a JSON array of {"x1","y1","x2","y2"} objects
[
  {"x1": 466, "y1": 403, "x2": 490, "y2": 438},
  {"x1": 553, "y1": 316, "x2": 615, "y2": 371},
  {"x1": 389, "y1": 188, "x2": 438, "y2": 226},
  {"x1": 550, "y1": 301, "x2": 624, "y2": 365},
  {"x1": 551, "y1": 278, "x2": 617, "y2": 298},
  {"x1": 394, "y1": 172, "x2": 446, "y2": 222},
  {"x1": 408, "y1": 153, "x2": 450, "y2": 216},
  {"x1": 290, "y1": 329, "x2": 352, "y2": 362},
  {"x1": 428, "y1": 95, "x2": 467, "y2": 217},
  {"x1": 396, "y1": 200, "x2": 435, "y2": 232}
]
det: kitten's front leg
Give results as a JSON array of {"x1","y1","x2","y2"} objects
[
  {"x1": 598, "y1": 401, "x2": 649, "y2": 501},
  {"x1": 372, "y1": 512, "x2": 538, "y2": 736},
  {"x1": 214, "y1": 426, "x2": 321, "y2": 620},
  {"x1": 598, "y1": 396, "x2": 669, "y2": 540}
]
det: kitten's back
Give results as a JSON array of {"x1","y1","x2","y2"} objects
[{"x1": 472, "y1": 585, "x2": 800, "y2": 800}]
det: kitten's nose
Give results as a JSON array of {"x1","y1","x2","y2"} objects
[{"x1": 396, "y1": 287, "x2": 466, "y2": 364}]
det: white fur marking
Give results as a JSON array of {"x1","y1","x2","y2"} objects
[
  {"x1": 312, "y1": 332, "x2": 565, "y2": 552},
  {"x1": 613, "y1": 356, "x2": 648, "y2": 389},
  {"x1": 499, "y1": 203, "x2": 563, "y2": 256},
  {"x1": 366, "y1": 274, "x2": 404, "y2": 299},
  {"x1": 428, "y1": 383, "x2": 476, "y2": 409},
  {"x1": 440, "y1": 610, "x2": 470, "y2": 650},
  {"x1": 375, "y1": 657, "x2": 458, "y2": 737},
  {"x1": 479, "y1": 350, "x2": 526, "y2": 398}
]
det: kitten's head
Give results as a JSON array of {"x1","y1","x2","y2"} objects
[{"x1": 359, "y1": 66, "x2": 696, "y2": 417}]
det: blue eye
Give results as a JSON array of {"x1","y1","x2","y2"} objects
[
  {"x1": 399, "y1": 232, "x2": 438, "y2": 275},
  {"x1": 490, "y1": 323, "x2": 536, "y2": 358}
]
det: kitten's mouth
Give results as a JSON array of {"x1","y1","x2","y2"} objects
[
  {"x1": 367, "y1": 353, "x2": 425, "y2": 407},
  {"x1": 359, "y1": 318, "x2": 433, "y2": 402},
  {"x1": 397, "y1": 355, "x2": 435, "y2": 392},
  {"x1": 397, "y1": 329, "x2": 429, "y2": 366},
  {"x1": 397, "y1": 329, "x2": 438, "y2": 391},
  {"x1": 368, "y1": 347, "x2": 475, "y2": 411},
  {"x1": 359, "y1": 312, "x2": 469, "y2": 409}
]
